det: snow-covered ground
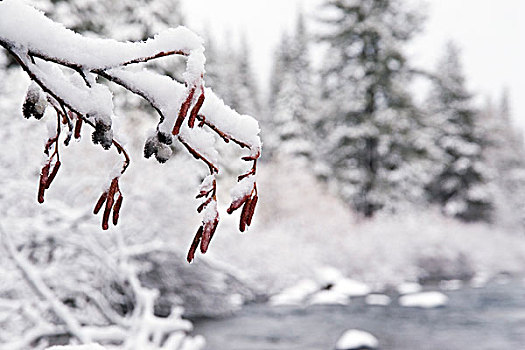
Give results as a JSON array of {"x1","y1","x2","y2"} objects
[{"x1": 47, "y1": 346, "x2": 106, "y2": 350}]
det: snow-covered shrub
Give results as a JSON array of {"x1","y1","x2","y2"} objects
[{"x1": 208, "y1": 160, "x2": 525, "y2": 293}]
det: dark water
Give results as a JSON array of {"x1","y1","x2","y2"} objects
[{"x1": 192, "y1": 281, "x2": 525, "y2": 350}]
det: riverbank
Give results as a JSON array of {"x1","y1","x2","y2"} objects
[{"x1": 192, "y1": 279, "x2": 525, "y2": 350}]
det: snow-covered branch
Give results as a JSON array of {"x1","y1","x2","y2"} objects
[
  {"x1": 1, "y1": 227, "x2": 91, "y2": 345},
  {"x1": 0, "y1": 0, "x2": 261, "y2": 261},
  {"x1": 0, "y1": 224, "x2": 205, "y2": 350}
]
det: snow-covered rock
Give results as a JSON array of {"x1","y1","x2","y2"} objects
[
  {"x1": 335, "y1": 329, "x2": 379, "y2": 350},
  {"x1": 139, "y1": 252, "x2": 255, "y2": 318},
  {"x1": 46, "y1": 345, "x2": 106, "y2": 350},
  {"x1": 309, "y1": 290, "x2": 349, "y2": 306},
  {"x1": 439, "y1": 279, "x2": 463, "y2": 291},
  {"x1": 269, "y1": 279, "x2": 319, "y2": 306},
  {"x1": 365, "y1": 294, "x2": 391, "y2": 306},
  {"x1": 396, "y1": 282, "x2": 422, "y2": 295},
  {"x1": 399, "y1": 291, "x2": 449, "y2": 308},
  {"x1": 332, "y1": 278, "x2": 371, "y2": 297}
]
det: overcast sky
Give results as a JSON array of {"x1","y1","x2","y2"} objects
[{"x1": 182, "y1": 0, "x2": 525, "y2": 128}]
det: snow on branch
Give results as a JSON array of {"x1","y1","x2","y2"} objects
[
  {"x1": 0, "y1": 0, "x2": 261, "y2": 262},
  {"x1": 0, "y1": 225, "x2": 205, "y2": 350}
]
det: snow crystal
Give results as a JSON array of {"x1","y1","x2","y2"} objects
[
  {"x1": 398, "y1": 291, "x2": 449, "y2": 308},
  {"x1": 335, "y1": 329, "x2": 379, "y2": 350}
]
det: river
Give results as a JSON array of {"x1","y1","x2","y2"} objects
[{"x1": 192, "y1": 280, "x2": 525, "y2": 349}]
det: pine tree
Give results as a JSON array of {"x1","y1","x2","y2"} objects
[
  {"x1": 318, "y1": 0, "x2": 429, "y2": 217},
  {"x1": 426, "y1": 42, "x2": 493, "y2": 222},
  {"x1": 266, "y1": 13, "x2": 317, "y2": 162}
]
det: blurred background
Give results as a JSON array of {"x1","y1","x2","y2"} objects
[{"x1": 1, "y1": 0, "x2": 525, "y2": 349}]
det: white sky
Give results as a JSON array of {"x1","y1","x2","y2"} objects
[{"x1": 182, "y1": 0, "x2": 525, "y2": 128}]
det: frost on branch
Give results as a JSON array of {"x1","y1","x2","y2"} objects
[{"x1": 0, "y1": 0, "x2": 261, "y2": 262}]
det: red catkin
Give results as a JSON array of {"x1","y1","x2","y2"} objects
[
  {"x1": 227, "y1": 193, "x2": 250, "y2": 214},
  {"x1": 239, "y1": 198, "x2": 252, "y2": 233},
  {"x1": 172, "y1": 87, "x2": 196, "y2": 136},
  {"x1": 187, "y1": 226, "x2": 203, "y2": 263},
  {"x1": 37, "y1": 163, "x2": 51, "y2": 204},
  {"x1": 102, "y1": 179, "x2": 118, "y2": 230},
  {"x1": 245, "y1": 194, "x2": 258, "y2": 227},
  {"x1": 200, "y1": 217, "x2": 218, "y2": 254},
  {"x1": 45, "y1": 160, "x2": 61, "y2": 189},
  {"x1": 112, "y1": 194, "x2": 123, "y2": 226},
  {"x1": 94, "y1": 192, "x2": 108, "y2": 215}
]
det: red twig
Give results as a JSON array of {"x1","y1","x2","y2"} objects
[
  {"x1": 178, "y1": 136, "x2": 219, "y2": 174},
  {"x1": 196, "y1": 115, "x2": 251, "y2": 149}
]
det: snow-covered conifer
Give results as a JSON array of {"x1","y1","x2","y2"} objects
[
  {"x1": 318, "y1": 0, "x2": 429, "y2": 216},
  {"x1": 266, "y1": 13, "x2": 317, "y2": 162},
  {"x1": 425, "y1": 42, "x2": 493, "y2": 222}
]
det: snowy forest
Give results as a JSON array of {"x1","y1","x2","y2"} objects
[{"x1": 1, "y1": 0, "x2": 525, "y2": 349}]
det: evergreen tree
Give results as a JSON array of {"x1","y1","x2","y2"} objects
[
  {"x1": 266, "y1": 13, "x2": 317, "y2": 162},
  {"x1": 318, "y1": 0, "x2": 429, "y2": 217},
  {"x1": 426, "y1": 42, "x2": 493, "y2": 222},
  {"x1": 30, "y1": 0, "x2": 184, "y2": 40}
]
